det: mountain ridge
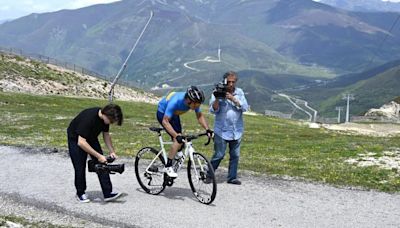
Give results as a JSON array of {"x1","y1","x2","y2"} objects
[
  {"x1": 314, "y1": 0, "x2": 400, "y2": 12},
  {"x1": 0, "y1": 0, "x2": 399, "y2": 116}
]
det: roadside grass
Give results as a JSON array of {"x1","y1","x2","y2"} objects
[
  {"x1": 0, "y1": 215, "x2": 69, "y2": 228},
  {"x1": 1, "y1": 91, "x2": 400, "y2": 192}
]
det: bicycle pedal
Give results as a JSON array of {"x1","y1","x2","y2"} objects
[{"x1": 166, "y1": 178, "x2": 174, "y2": 186}]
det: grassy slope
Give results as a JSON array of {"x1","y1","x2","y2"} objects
[
  {"x1": 1, "y1": 91, "x2": 400, "y2": 192},
  {"x1": 0, "y1": 54, "x2": 79, "y2": 83}
]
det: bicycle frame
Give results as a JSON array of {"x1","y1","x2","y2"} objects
[
  {"x1": 145, "y1": 131, "x2": 204, "y2": 178},
  {"x1": 135, "y1": 127, "x2": 217, "y2": 204}
]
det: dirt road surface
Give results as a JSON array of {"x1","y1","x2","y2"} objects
[{"x1": 1, "y1": 145, "x2": 400, "y2": 228}]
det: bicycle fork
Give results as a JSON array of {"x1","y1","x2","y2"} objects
[{"x1": 187, "y1": 143, "x2": 206, "y2": 182}]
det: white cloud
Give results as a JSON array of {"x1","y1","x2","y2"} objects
[
  {"x1": 0, "y1": 6, "x2": 10, "y2": 11},
  {"x1": 0, "y1": 0, "x2": 120, "y2": 21}
]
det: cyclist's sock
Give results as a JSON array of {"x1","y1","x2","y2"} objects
[{"x1": 166, "y1": 158, "x2": 173, "y2": 167}]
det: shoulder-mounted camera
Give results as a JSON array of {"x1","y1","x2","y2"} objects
[{"x1": 213, "y1": 78, "x2": 227, "y2": 99}]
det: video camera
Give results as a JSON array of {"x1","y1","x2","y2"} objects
[
  {"x1": 213, "y1": 78, "x2": 227, "y2": 99},
  {"x1": 88, "y1": 156, "x2": 125, "y2": 174}
]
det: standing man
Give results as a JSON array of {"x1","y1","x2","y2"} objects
[
  {"x1": 67, "y1": 103, "x2": 123, "y2": 203},
  {"x1": 209, "y1": 71, "x2": 249, "y2": 185}
]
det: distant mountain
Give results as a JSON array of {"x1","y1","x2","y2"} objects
[
  {"x1": 1, "y1": 0, "x2": 400, "y2": 115},
  {"x1": 1, "y1": 1, "x2": 399, "y2": 81},
  {"x1": 314, "y1": 0, "x2": 400, "y2": 12},
  {"x1": 288, "y1": 59, "x2": 400, "y2": 117}
]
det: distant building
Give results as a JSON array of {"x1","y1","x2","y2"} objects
[{"x1": 264, "y1": 110, "x2": 292, "y2": 119}]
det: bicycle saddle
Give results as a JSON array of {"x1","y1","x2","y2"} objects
[{"x1": 149, "y1": 127, "x2": 164, "y2": 133}]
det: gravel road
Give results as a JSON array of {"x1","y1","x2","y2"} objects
[{"x1": 1, "y1": 145, "x2": 400, "y2": 228}]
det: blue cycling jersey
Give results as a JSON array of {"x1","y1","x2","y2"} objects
[{"x1": 157, "y1": 92, "x2": 201, "y2": 118}]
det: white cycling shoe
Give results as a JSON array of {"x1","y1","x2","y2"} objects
[{"x1": 165, "y1": 166, "x2": 178, "y2": 178}]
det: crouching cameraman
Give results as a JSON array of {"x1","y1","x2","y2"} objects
[{"x1": 67, "y1": 104, "x2": 124, "y2": 203}]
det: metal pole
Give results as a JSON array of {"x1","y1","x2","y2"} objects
[
  {"x1": 108, "y1": 10, "x2": 154, "y2": 103},
  {"x1": 336, "y1": 106, "x2": 342, "y2": 123},
  {"x1": 345, "y1": 95, "x2": 350, "y2": 123},
  {"x1": 342, "y1": 93, "x2": 354, "y2": 123}
]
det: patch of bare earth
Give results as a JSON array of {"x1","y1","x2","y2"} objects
[
  {"x1": 321, "y1": 122, "x2": 400, "y2": 137},
  {"x1": 0, "y1": 61, "x2": 158, "y2": 104},
  {"x1": 345, "y1": 150, "x2": 400, "y2": 178}
]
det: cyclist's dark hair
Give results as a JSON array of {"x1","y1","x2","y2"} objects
[
  {"x1": 101, "y1": 103, "x2": 123, "y2": 125},
  {"x1": 185, "y1": 86, "x2": 205, "y2": 103}
]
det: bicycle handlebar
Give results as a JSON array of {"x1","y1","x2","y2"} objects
[
  {"x1": 184, "y1": 132, "x2": 211, "y2": 146},
  {"x1": 148, "y1": 127, "x2": 212, "y2": 146}
]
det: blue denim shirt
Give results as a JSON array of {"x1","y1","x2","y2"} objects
[{"x1": 209, "y1": 87, "x2": 249, "y2": 140}]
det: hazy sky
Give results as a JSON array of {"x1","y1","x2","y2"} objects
[
  {"x1": 0, "y1": 0, "x2": 121, "y2": 21},
  {"x1": 1, "y1": 0, "x2": 400, "y2": 21}
]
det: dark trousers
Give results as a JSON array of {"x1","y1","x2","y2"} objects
[
  {"x1": 156, "y1": 111, "x2": 183, "y2": 151},
  {"x1": 68, "y1": 137, "x2": 112, "y2": 197},
  {"x1": 157, "y1": 111, "x2": 182, "y2": 136}
]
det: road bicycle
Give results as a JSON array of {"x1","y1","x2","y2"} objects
[{"x1": 134, "y1": 127, "x2": 217, "y2": 205}]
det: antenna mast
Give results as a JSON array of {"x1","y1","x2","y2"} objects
[{"x1": 108, "y1": 10, "x2": 154, "y2": 102}]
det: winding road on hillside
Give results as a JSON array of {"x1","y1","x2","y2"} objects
[
  {"x1": 183, "y1": 46, "x2": 222, "y2": 72},
  {"x1": 1, "y1": 145, "x2": 400, "y2": 228},
  {"x1": 277, "y1": 93, "x2": 316, "y2": 121}
]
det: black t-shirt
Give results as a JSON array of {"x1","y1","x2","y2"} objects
[{"x1": 67, "y1": 107, "x2": 109, "y2": 142}]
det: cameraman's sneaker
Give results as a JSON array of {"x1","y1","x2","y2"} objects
[
  {"x1": 104, "y1": 192, "x2": 122, "y2": 202},
  {"x1": 165, "y1": 166, "x2": 178, "y2": 178},
  {"x1": 76, "y1": 193, "x2": 90, "y2": 203}
]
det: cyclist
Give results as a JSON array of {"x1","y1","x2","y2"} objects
[{"x1": 156, "y1": 86, "x2": 213, "y2": 178}]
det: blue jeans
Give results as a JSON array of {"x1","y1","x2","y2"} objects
[{"x1": 210, "y1": 134, "x2": 241, "y2": 181}]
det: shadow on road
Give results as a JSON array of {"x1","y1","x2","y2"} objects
[
  {"x1": 86, "y1": 191, "x2": 128, "y2": 204},
  {"x1": 134, "y1": 187, "x2": 217, "y2": 206}
]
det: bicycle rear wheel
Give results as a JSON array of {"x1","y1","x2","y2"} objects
[
  {"x1": 135, "y1": 147, "x2": 166, "y2": 195},
  {"x1": 187, "y1": 152, "x2": 217, "y2": 205}
]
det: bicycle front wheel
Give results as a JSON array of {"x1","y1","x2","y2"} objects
[
  {"x1": 187, "y1": 152, "x2": 217, "y2": 205},
  {"x1": 135, "y1": 147, "x2": 166, "y2": 195}
]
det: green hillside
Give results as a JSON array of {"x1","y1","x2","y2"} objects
[
  {"x1": 1, "y1": 91, "x2": 400, "y2": 192},
  {"x1": 288, "y1": 61, "x2": 400, "y2": 117}
]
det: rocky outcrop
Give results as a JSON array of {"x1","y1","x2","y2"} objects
[{"x1": 364, "y1": 101, "x2": 400, "y2": 121}]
